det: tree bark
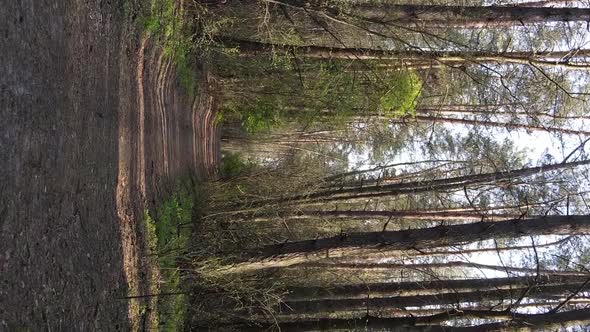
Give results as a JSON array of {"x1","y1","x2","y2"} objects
[
  {"x1": 284, "y1": 275, "x2": 589, "y2": 301},
  {"x1": 347, "y1": 236, "x2": 573, "y2": 261},
  {"x1": 288, "y1": 209, "x2": 519, "y2": 222},
  {"x1": 248, "y1": 159, "x2": 590, "y2": 206},
  {"x1": 322, "y1": 159, "x2": 469, "y2": 183},
  {"x1": 516, "y1": 0, "x2": 573, "y2": 7},
  {"x1": 415, "y1": 105, "x2": 590, "y2": 121},
  {"x1": 451, "y1": 307, "x2": 590, "y2": 332},
  {"x1": 224, "y1": 37, "x2": 590, "y2": 71},
  {"x1": 293, "y1": 260, "x2": 588, "y2": 278},
  {"x1": 407, "y1": 115, "x2": 590, "y2": 137},
  {"x1": 350, "y1": 112, "x2": 590, "y2": 136},
  {"x1": 279, "y1": 282, "x2": 590, "y2": 315},
  {"x1": 327, "y1": 162, "x2": 479, "y2": 189},
  {"x1": 347, "y1": 4, "x2": 590, "y2": 28},
  {"x1": 256, "y1": 308, "x2": 590, "y2": 332},
  {"x1": 225, "y1": 215, "x2": 590, "y2": 272}
]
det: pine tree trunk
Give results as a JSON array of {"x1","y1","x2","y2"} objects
[
  {"x1": 322, "y1": 159, "x2": 468, "y2": 183},
  {"x1": 348, "y1": 4, "x2": 590, "y2": 28},
  {"x1": 284, "y1": 275, "x2": 588, "y2": 301},
  {"x1": 293, "y1": 260, "x2": 588, "y2": 278},
  {"x1": 455, "y1": 308, "x2": 590, "y2": 332},
  {"x1": 408, "y1": 115, "x2": 590, "y2": 136},
  {"x1": 343, "y1": 236, "x2": 572, "y2": 261},
  {"x1": 290, "y1": 209, "x2": 519, "y2": 222},
  {"x1": 248, "y1": 159, "x2": 590, "y2": 205},
  {"x1": 415, "y1": 105, "x2": 590, "y2": 121},
  {"x1": 224, "y1": 37, "x2": 590, "y2": 71},
  {"x1": 352, "y1": 113, "x2": 590, "y2": 136},
  {"x1": 280, "y1": 283, "x2": 590, "y2": 315},
  {"x1": 516, "y1": 0, "x2": 573, "y2": 7},
  {"x1": 258, "y1": 308, "x2": 590, "y2": 332},
  {"x1": 225, "y1": 215, "x2": 590, "y2": 272}
]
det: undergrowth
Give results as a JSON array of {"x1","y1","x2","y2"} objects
[
  {"x1": 131, "y1": 0, "x2": 231, "y2": 98},
  {"x1": 140, "y1": 176, "x2": 289, "y2": 330},
  {"x1": 144, "y1": 179, "x2": 201, "y2": 331},
  {"x1": 215, "y1": 53, "x2": 424, "y2": 133},
  {"x1": 140, "y1": 167, "x2": 329, "y2": 329},
  {"x1": 220, "y1": 151, "x2": 254, "y2": 178}
]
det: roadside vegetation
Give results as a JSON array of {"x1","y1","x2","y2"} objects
[
  {"x1": 143, "y1": 178, "x2": 203, "y2": 330},
  {"x1": 124, "y1": 0, "x2": 232, "y2": 97}
]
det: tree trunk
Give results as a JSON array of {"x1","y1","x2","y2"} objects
[
  {"x1": 293, "y1": 260, "x2": 588, "y2": 278},
  {"x1": 453, "y1": 308, "x2": 590, "y2": 332},
  {"x1": 327, "y1": 162, "x2": 479, "y2": 189},
  {"x1": 256, "y1": 308, "x2": 590, "y2": 332},
  {"x1": 407, "y1": 115, "x2": 590, "y2": 137},
  {"x1": 322, "y1": 159, "x2": 469, "y2": 183},
  {"x1": 284, "y1": 275, "x2": 588, "y2": 301},
  {"x1": 288, "y1": 209, "x2": 519, "y2": 222},
  {"x1": 347, "y1": 4, "x2": 590, "y2": 28},
  {"x1": 415, "y1": 105, "x2": 590, "y2": 121},
  {"x1": 346, "y1": 236, "x2": 573, "y2": 261},
  {"x1": 224, "y1": 37, "x2": 590, "y2": 71},
  {"x1": 248, "y1": 159, "x2": 590, "y2": 206},
  {"x1": 225, "y1": 215, "x2": 590, "y2": 272},
  {"x1": 351, "y1": 112, "x2": 590, "y2": 136},
  {"x1": 516, "y1": 0, "x2": 573, "y2": 7},
  {"x1": 279, "y1": 282, "x2": 590, "y2": 315}
]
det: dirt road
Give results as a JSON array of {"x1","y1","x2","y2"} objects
[{"x1": 1, "y1": 1, "x2": 218, "y2": 330}]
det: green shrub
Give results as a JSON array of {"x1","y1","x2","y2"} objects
[
  {"x1": 143, "y1": 180, "x2": 201, "y2": 332},
  {"x1": 242, "y1": 101, "x2": 284, "y2": 133},
  {"x1": 219, "y1": 99, "x2": 285, "y2": 134},
  {"x1": 379, "y1": 70, "x2": 423, "y2": 117},
  {"x1": 220, "y1": 152, "x2": 252, "y2": 178}
]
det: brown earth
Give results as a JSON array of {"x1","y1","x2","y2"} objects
[{"x1": 0, "y1": 0, "x2": 219, "y2": 330}]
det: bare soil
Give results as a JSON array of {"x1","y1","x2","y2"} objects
[{"x1": 0, "y1": 1, "x2": 219, "y2": 330}]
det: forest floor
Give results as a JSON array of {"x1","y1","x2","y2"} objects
[{"x1": 1, "y1": 0, "x2": 219, "y2": 330}]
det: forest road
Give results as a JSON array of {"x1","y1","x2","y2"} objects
[{"x1": 0, "y1": 1, "x2": 219, "y2": 330}]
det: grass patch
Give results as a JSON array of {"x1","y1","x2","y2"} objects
[{"x1": 144, "y1": 179, "x2": 202, "y2": 331}]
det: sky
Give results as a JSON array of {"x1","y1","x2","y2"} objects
[{"x1": 346, "y1": 121, "x2": 588, "y2": 291}]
